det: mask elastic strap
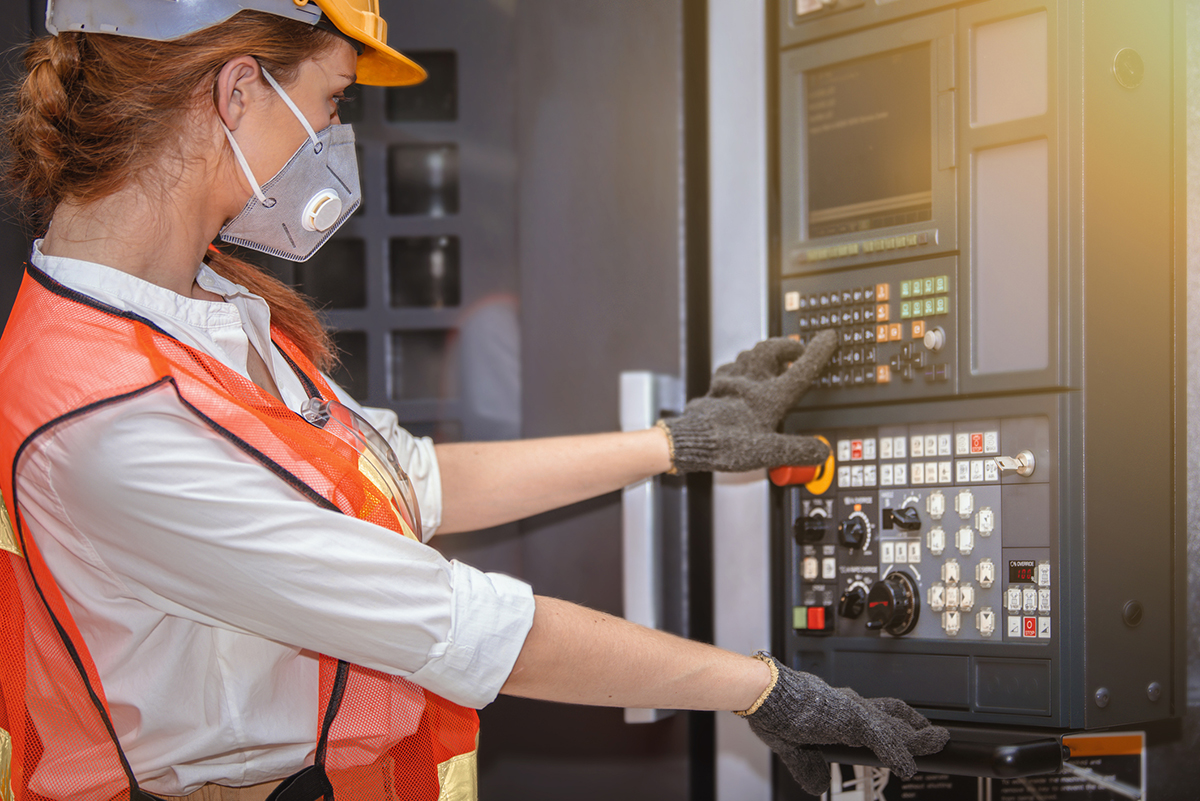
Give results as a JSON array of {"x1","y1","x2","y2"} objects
[
  {"x1": 221, "y1": 124, "x2": 271, "y2": 206},
  {"x1": 261, "y1": 68, "x2": 322, "y2": 151}
]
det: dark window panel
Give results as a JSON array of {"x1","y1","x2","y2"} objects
[
  {"x1": 401, "y1": 420, "x2": 463, "y2": 443},
  {"x1": 387, "y1": 144, "x2": 459, "y2": 216},
  {"x1": 390, "y1": 236, "x2": 461, "y2": 308},
  {"x1": 386, "y1": 51, "x2": 458, "y2": 122},
  {"x1": 390, "y1": 330, "x2": 455, "y2": 400},
  {"x1": 294, "y1": 238, "x2": 367, "y2": 309}
]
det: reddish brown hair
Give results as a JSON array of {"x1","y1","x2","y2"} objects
[{"x1": 4, "y1": 11, "x2": 340, "y2": 371}]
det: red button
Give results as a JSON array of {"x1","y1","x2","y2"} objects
[
  {"x1": 851, "y1": 440, "x2": 863, "y2": 460},
  {"x1": 769, "y1": 465, "x2": 820, "y2": 486},
  {"x1": 808, "y1": 606, "x2": 826, "y2": 631},
  {"x1": 971, "y1": 433, "x2": 984, "y2": 454},
  {"x1": 1023, "y1": 616, "x2": 1037, "y2": 637}
]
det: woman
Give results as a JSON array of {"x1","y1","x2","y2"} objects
[{"x1": 0, "y1": 2, "x2": 947, "y2": 800}]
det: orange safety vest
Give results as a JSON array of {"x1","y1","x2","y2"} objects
[{"x1": 0, "y1": 266, "x2": 479, "y2": 801}]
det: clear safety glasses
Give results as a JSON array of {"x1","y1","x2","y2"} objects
[{"x1": 300, "y1": 397, "x2": 423, "y2": 541}]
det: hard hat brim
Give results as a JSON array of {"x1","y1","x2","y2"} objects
[{"x1": 357, "y1": 41, "x2": 426, "y2": 87}]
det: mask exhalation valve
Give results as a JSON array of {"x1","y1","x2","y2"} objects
[{"x1": 303, "y1": 189, "x2": 344, "y2": 232}]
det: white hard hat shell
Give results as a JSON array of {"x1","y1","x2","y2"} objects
[{"x1": 46, "y1": 0, "x2": 322, "y2": 41}]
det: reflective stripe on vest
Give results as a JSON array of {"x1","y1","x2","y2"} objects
[{"x1": 0, "y1": 266, "x2": 478, "y2": 801}]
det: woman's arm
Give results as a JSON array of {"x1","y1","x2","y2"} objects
[
  {"x1": 433, "y1": 427, "x2": 672, "y2": 534},
  {"x1": 501, "y1": 595, "x2": 770, "y2": 711}
]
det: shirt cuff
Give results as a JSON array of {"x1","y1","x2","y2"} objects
[{"x1": 406, "y1": 561, "x2": 535, "y2": 709}]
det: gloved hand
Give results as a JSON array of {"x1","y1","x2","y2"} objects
[
  {"x1": 740, "y1": 654, "x2": 950, "y2": 796},
  {"x1": 660, "y1": 330, "x2": 837, "y2": 473}
]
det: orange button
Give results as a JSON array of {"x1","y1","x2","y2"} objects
[
  {"x1": 769, "y1": 464, "x2": 820, "y2": 486},
  {"x1": 808, "y1": 606, "x2": 826, "y2": 630},
  {"x1": 888, "y1": 323, "x2": 903, "y2": 341},
  {"x1": 877, "y1": 365, "x2": 891, "y2": 384},
  {"x1": 876, "y1": 283, "x2": 890, "y2": 301},
  {"x1": 912, "y1": 320, "x2": 926, "y2": 338},
  {"x1": 876, "y1": 303, "x2": 890, "y2": 322},
  {"x1": 788, "y1": 333, "x2": 801, "y2": 342},
  {"x1": 877, "y1": 324, "x2": 890, "y2": 343}
]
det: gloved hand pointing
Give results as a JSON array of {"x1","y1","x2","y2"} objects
[
  {"x1": 739, "y1": 653, "x2": 950, "y2": 796},
  {"x1": 660, "y1": 330, "x2": 837, "y2": 474}
]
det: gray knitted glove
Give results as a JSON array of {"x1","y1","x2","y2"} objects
[
  {"x1": 741, "y1": 654, "x2": 950, "y2": 796},
  {"x1": 661, "y1": 331, "x2": 837, "y2": 473}
]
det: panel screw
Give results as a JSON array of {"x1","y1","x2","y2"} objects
[
  {"x1": 1094, "y1": 688, "x2": 1110, "y2": 708},
  {"x1": 1122, "y1": 600, "x2": 1143, "y2": 627},
  {"x1": 1147, "y1": 682, "x2": 1162, "y2": 702}
]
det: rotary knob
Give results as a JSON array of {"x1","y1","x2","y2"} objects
[
  {"x1": 838, "y1": 515, "x2": 870, "y2": 550},
  {"x1": 794, "y1": 516, "x2": 830, "y2": 544},
  {"x1": 839, "y1": 585, "x2": 867, "y2": 619},
  {"x1": 888, "y1": 506, "x2": 922, "y2": 531},
  {"x1": 865, "y1": 572, "x2": 920, "y2": 636}
]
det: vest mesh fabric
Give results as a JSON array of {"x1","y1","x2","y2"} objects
[{"x1": 0, "y1": 267, "x2": 478, "y2": 801}]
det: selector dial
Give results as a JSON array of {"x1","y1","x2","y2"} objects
[
  {"x1": 794, "y1": 515, "x2": 830, "y2": 544},
  {"x1": 839, "y1": 584, "x2": 868, "y2": 619},
  {"x1": 888, "y1": 506, "x2": 922, "y2": 531},
  {"x1": 838, "y1": 512, "x2": 873, "y2": 551},
  {"x1": 865, "y1": 571, "x2": 920, "y2": 636}
]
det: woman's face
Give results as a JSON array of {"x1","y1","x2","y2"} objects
[{"x1": 231, "y1": 39, "x2": 358, "y2": 192}]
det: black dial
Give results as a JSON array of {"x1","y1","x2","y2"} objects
[
  {"x1": 837, "y1": 516, "x2": 868, "y2": 550},
  {"x1": 888, "y1": 506, "x2": 922, "y2": 531},
  {"x1": 865, "y1": 572, "x2": 920, "y2": 636},
  {"x1": 839, "y1": 586, "x2": 867, "y2": 619},
  {"x1": 794, "y1": 516, "x2": 829, "y2": 544}
]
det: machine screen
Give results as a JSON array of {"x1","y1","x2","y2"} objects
[
  {"x1": 806, "y1": 45, "x2": 932, "y2": 238},
  {"x1": 1008, "y1": 560, "x2": 1037, "y2": 583}
]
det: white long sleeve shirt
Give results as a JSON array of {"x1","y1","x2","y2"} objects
[{"x1": 18, "y1": 241, "x2": 535, "y2": 796}]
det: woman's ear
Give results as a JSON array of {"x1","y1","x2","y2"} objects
[{"x1": 215, "y1": 56, "x2": 264, "y2": 132}]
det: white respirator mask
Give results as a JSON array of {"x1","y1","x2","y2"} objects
[{"x1": 219, "y1": 68, "x2": 361, "y2": 262}]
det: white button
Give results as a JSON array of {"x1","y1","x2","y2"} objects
[
  {"x1": 976, "y1": 558, "x2": 995, "y2": 588},
  {"x1": 938, "y1": 434, "x2": 952, "y2": 456},
  {"x1": 956, "y1": 460, "x2": 971, "y2": 483},
  {"x1": 928, "y1": 582, "x2": 945, "y2": 611},
  {"x1": 959, "y1": 582, "x2": 975, "y2": 612},
  {"x1": 925, "y1": 435, "x2": 938, "y2": 457},
  {"x1": 926, "y1": 490, "x2": 946, "y2": 519},
  {"x1": 1038, "y1": 588, "x2": 1051, "y2": 612},
  {"x1": 977, "y1": 608, "x2": 995, "y2": 636},
  {"x1": 1007, "y1": 615, "x2": 1022, "y2": 637},
  {"x1": 881, "y1": 542, "x2": 895, "y2": 563},
  {"x1": 1037, "y1": 561, "x2": 1052, "y2": 587},
  {"x1": 802, "y1": 557, "x2": 819, "y2": 580},
  {"x1": 927, "y1": 462, "x2": 939, "y2": 484},
  {"x1": 893, "y1": 543, "x2": 907, "y2": 564},
  {"x1": 971, "y1": 459, "x2": 985, "y2": 482},
  {"x1": 893, "y1": 436, "x2": 907, "y2": 459},
  {"x1": 938, "y1": 461, "x2": 952, "y2": 483},
  {"x1": 880, "y1": 438, "x2": 893, "y2": 459},
  {"x1": 911, "y1": 436, "x2": 924, "y2": 458},
  {"x1": 944, "y1": 583, "x2": 960, "y2": 611},
  {"x1": 942, "y1": 559, "x2": 960, "y2": 583},
  {"x1": 881, "y1": 464, "x2": 894, "y2": 486},
  {"x1": 822, "y1": 557, "x2": 837, "y2": 580},
  {"x1": 942, "y1": 611, "x2": 961, "y2": 635},
  {"x1": 955, "y1": 490, "x2": 975, "y2": 518},
  {"x1": 956, "y1": 526, "x2": 974, "y2": 555},
  {"x1": 908, "y1": 542, "x2": 921, "y2": 563},
  {"x1": 837, "y1": 440, "x2": 852, "y2": 461},
  {"x1": 1038, "y1": 616, "x2": 1052, "y2": 638},
  {"x1": 864, "y1": 465, "x2": 877, "y2": 486},
  {"x1": 984, "y1": 431, "x2": 1000, "y2": 454},
  {"x1": 851, "y1": 466, "x2": 864, "y2": 487},
  {"x1": 955, "y1": 433, "x2": 971, "y2": 456},
  {"x1": 837, "y1": 467, "x2": 851, "y2": 488},
  {"x1": 893, "y1": 463, "x2": 907, "y2": 485},
  {"x1": 1006, "y1": 587, "x2": 1022, "y2": 613},
  {"x1": 1022, "y1": 588, "x2": 1038, "y2": 612},
  {"x1": 864, "y1": 438, "x2": 877, "y2": 460},
  {"x1": 976, "y1": 507, "x2": 995, "y2": 535},
  {"x1": 984, "y1": 459, "x2": 999, "y2": 481},
  {"x1": 911, "y1": 463, "x2": 924, "y2": 484},
  {"x1": 785, "y1": 291, "x2": 801, "y2": 311},
  {"x1": 927, "y1": 527, "x2": 945, "y2": 556}
]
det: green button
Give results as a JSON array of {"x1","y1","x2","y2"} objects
[
  {"x1": 794, "y1": 607, "x2": 808, "y2": 630},
  {"x1": 924, "y1": 298, "x2": 935, "y2": 316},
  {"x1": 900, "y1": 281, "x2": 911, "y2": 298},
  {"x1": 900, "y1": 301, "x2": 912, "y2": 319},
  {"x1": 935, "y1": 275, "x2": 948, "y2": 293},
  {"x1": 935, "y1": 296, "x2": 948, "y2": 314},
  {"x1": 923, "y1": 278, "x2": 935, "y2": 295},
  {"x1": 910, "y1": 280, "x2": 923, "y2": 298}
]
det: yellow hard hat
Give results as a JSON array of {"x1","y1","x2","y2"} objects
[{"x1": 301, "y1": 0, "x2": 425, "y2": 86}]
